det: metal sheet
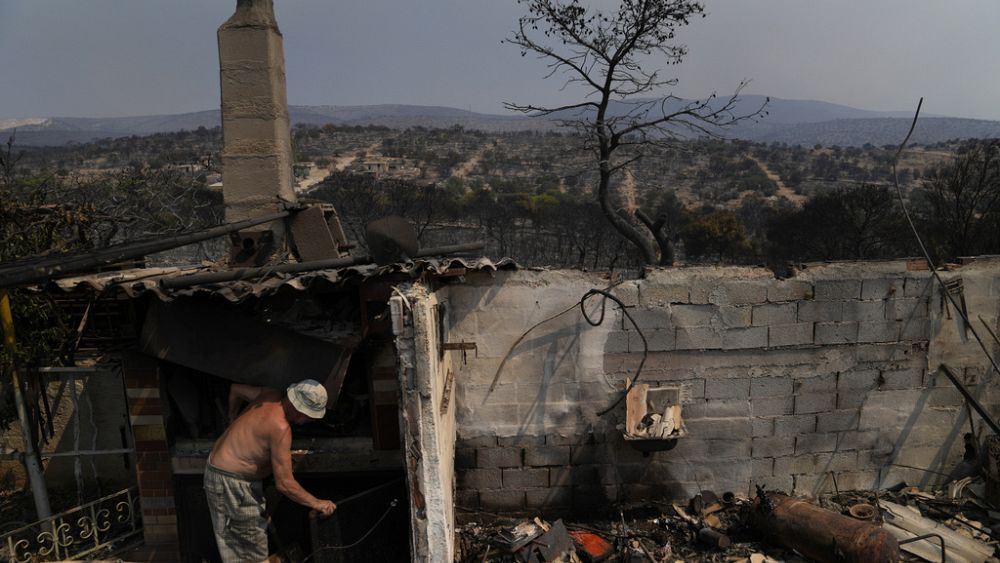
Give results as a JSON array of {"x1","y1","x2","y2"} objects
[
  {"x1": 43, "y1": 257, "x2": 517, "y2": 304},
  {"x1": 139, "y1": 299, "x2": 352, "y2": 397}
]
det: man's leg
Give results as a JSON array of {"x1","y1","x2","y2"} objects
[{"x1": 204, "y1": 466, "x2": 268, "y2": 562}]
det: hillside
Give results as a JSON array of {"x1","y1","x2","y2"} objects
[{"x1": 2, "y1": 98, "x2": 998, "y2": 147}]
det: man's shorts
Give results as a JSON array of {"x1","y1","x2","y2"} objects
[{"x1": 203, "y1": 462, "x2": 268, "y2": 562}]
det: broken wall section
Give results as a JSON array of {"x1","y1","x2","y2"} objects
[
  {"x1": 393, "y1": 284, "x2": 458, "y2": 562},
  {"x1": 442, "y1": 260, "x2": 1000, "y2": 516}
]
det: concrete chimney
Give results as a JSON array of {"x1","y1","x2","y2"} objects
[{"x1": 218, "y1": 0, "x2": 297, "y2": 263}]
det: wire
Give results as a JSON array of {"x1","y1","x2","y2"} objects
[
  {"x1": 486, "y1": 285, "x2": 649, "y2": 418},
  {"x1": 890, "y1": 98, "x2": 1000, "y2": 380},
  {"x1": 579, "y1": 289, "x2": 648, "y2": 416},
  {"x1": 301, "y1": 498, "x2": 399, "y2": 562}
]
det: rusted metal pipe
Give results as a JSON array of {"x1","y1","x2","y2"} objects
[{"x1": 751, "y1": 492, "x2": 899, "y2": 563}]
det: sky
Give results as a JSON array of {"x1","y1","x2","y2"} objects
[{"x1": 0, "y1": 1, "x2": 998, "y2": 120}]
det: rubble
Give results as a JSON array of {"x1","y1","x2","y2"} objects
[{"x1": 456, "y1": 479, "x2": 1000, "y2": 562}]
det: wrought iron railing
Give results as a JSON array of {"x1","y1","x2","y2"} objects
[{"x1": 0, "y1": 487, "x2": 142, "y2": 562}]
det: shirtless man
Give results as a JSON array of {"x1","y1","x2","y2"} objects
[{"x1": 204, "y1": 379, "x2": 337, "y2": 562}]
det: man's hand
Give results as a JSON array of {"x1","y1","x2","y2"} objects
[{"x1": 315, "y1": 500, "x2": 337, "y2": 517}]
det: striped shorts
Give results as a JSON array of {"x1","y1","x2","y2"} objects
[{"x1": 203, "y1": 463, "x2": 268, "y2": 562}]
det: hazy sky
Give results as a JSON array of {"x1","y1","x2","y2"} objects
[{"x1": 1, "y1": 1, "x2": 998, "y2": 120}]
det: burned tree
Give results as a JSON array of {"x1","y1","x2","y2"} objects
[{"x1": 506, "y1": 0, "x2": 766, "y2": 265}]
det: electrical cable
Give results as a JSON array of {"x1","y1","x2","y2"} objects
[
  {"x1": 301, "y1": 498, "x2": 399, "y2": 562},
  {"x1": 890, "y1": 98, "x2": 1000, "y2": 380},
  {"x1": 580, "y1": 289, "x2": 648, "y2": 416},
  {"x1": 485, "y1": 283, "x2": 648, "y2": 417}
]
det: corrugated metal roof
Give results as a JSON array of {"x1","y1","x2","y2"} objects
[{"x1": 42, "y1": 257, "x2": 516, "y2": 303}]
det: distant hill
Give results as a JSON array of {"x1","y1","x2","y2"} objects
[{"x1": 3, "y1": 98, "x2": 998, "y2": 147}]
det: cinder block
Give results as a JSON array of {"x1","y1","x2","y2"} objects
[
  {"x1": 858, "y1": 406, "x2": 903, "y2": 431},
  {"x1": 458, "y1": 435, "x2": 499, "y2": 448},
  {"x1": 455, "y1": 448, "x2": 477, "y2": 469},
  {"x1": 831, "y1": 470, "x2": 879, "y2": 491},
  {"x1": 815, "y1": 321, "x2": 859, "y2": 345},
  {"x1": 904, "y1": 276, "x2": 932, "y2": 297},
  {"x1": 879, "y1": 369, "x2": 924, "y2": 390},
  {"x1": 570, "y1": 445, "x2": 603, "y2": 465},
  {"x1": 546, "y1": 433, "x2": 599, "y2": 446},
  {"x1": 795, "y1": 374, "x2": 837, "y2": 394},
  {"x1": 858, "y1": 320, "x2": 901, "y2": 343},
  {"x1": 794, "y1": 432, "x2": 839, "y2": 454},
  {"x1": 886, "y1": 298, "x2": 930, "y2": 321},
  {"x1": 989, "y1": 276, "x2": 1000, "y2": 297},
  {"x1": 526, "y1": 487, "x2": 573, "y2": 508},
  {"x1": 524, "y1": 446, "x2": 570, "y2": 466},
  {"x1": 752, "y1": 458, "x2": 775, "y2": 478},
  {"x1": 704, "y1": 398, "x2": 750, "y2": 417},
  {"x1": 670, "y1": 304, "x2": 716, "y2": 327},
  {"x1": 640, "y1": 283, "x2": 690, "y2": 305},
  {"x1": 837, "y1": 391, "x2": 867, "y2": 410},
  {"x1": 458, "y1": 468, "x2": 502, "y2": 489},
  {"x1": 610, "y1": 283, "x2": 640, "y2": 307},
  {"x1": 837, "y1": 430, "x2": 880, "y2": 450},
  {"x1": 861, "y1": 278, "x2": 903, "y2": 300},
  {"x1": 798, "y1": 301, "x2": 843, "y2": 322},
  {"x1": 751, "y1": 377, "x2": 793, "y2": 398},
  {"x1": 503, "y1": 468, "x2": 549, "y2": 488},
  {"x1": 718, "y1": 281, "x2": 768, "y2": 305},
  {"x1": 794, "y1": 392, "x2": 836, "y2": 414},
  {"x1": 753, "y1": 417, "x2": 775, "y2": 437},
  {"x1": 455, "y1": 489, "x2": 480, "y2": 509},
  {"x1": 814, "y1": 279, "x2": 862, "y2": 300},
  {"x1": 672, "y1": 438, "x2": 751, "y2": 460},
  {"x1": 792, "y1": 473, "x2": 836, "y2": 496},
  {"x1": 776, "y1": 451, "x2": 857, "y2": 475},
  {"x1": 768, "y1": 281, "x2": 812, "y2": 302},
  {"x1": 480, "y1": 489, "x2": 525, "y2": 511},
  {"x1": 752, "y1": 436, "x2": 795, "y2": 457},
  {"x1": 768, "y1": 323, "x2": 814, "y2": 347},
  {"x1": 722, "y1": 327, "x2": 768, "y2": 350},
  {"x1": 685, "y1": 417, "x2": 752, "y2": 439},
  {"x1": 631, "y1": 328, "x2": 674, "y2": 352},
  {"x1": 773, "y1": 415, "x2": 817, "y2": 436},
  {"x1": 900, "y1": 319, "x2": 931, "y2": 341},
  {"x1": 499, "y1": 435, "x2": 545, "y2": 447},
  {"x1": 477, "y1": 447, "x2": 522, "y2": 468},
  {"x1": 752, "y1": 396, "x2": 794, "y2": 416},
  {"x1": 843, "y1": 301, "x2": 886, "y2": 322},
  {"x1": 629, "y1": 307, "x2": 672, "y2": 330},
  {"x1": 675, "y1": 326, "x2": 722, "y2": 350},
  {"x1": 816, "y1": 410, "x2": 859, "y2": 433},
  {"x1": 605, "y1": 330, "x2": 630, "y2": 354},
  {"x1": 719, "y1": 306, "x2": 752, "y2": 328},
  {"x1": 706, "y1": 378, "x2": 750, "y2": 400},
  {"x1": 839, "y1": 370, "x2": 880, "y2": 391},
  {"x1": 752, "y1": 303, "x2": 797, "y2": 326}
]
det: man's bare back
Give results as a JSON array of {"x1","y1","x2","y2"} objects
[{"x1": 210, "y1": 389, "x2": 284, "y2": 479}]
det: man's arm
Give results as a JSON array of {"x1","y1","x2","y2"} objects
[
  {"x1": 228, "y1": 383, "x2": 263, "y2": 422},
  {"x1": 270, "y1": 422, "x2": 336, "y2": 515}
]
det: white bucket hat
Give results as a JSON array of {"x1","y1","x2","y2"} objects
[{"x1": 286, "y1": 379, "x2": 328, "y2": 419}]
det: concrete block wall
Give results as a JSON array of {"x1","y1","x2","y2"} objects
[{"x1": 442, "y1": 260, "x2": 1000, "y2": 515}]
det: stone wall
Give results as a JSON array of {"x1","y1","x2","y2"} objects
[{"x1": 434, "y1": 259, "x2": 1000, "y2": 516}]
